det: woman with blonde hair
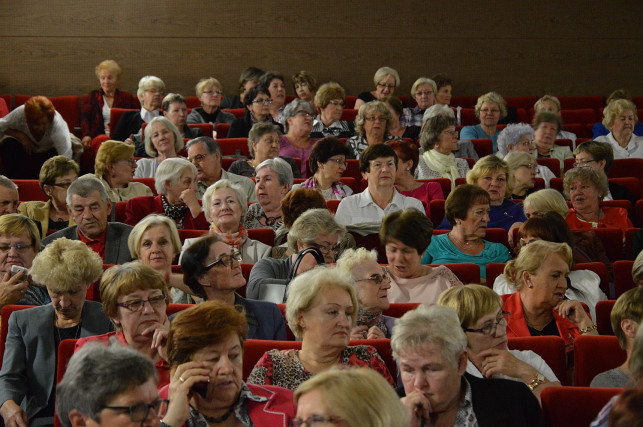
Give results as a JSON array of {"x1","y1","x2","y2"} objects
[
  {"x1": 595, "y1": 99, "x2": 643, "y2": 158},
  {"x1": 310, "y1": 82, "x2": 355, "y2": 139},
  {"x1": 504, "y1": 151, "x2": 538, "y2": 199},
  {"x1": 354, "y1": 66, "x2": 400, "y2": 110},
  {"x1": 461, "y1": 91, "x2": 508, "y2": 153},
  {"x1": 401, "y1": 77, "x2": 437, "y2": 127},
  {"x1": 92, "y1": 140, "x2": 153, "y2": 202},
  {"x1": 187, "y1": 77, "x2": 236, "y2": 125},
  {"x1": 294, "y1": 368, "x2": 409, "y2": 427}
]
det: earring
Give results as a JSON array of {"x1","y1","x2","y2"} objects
[{"x1": 528, "y1": 285, "x2": 533, "y2": 288}]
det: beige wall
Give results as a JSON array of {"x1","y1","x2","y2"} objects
[{"x1": 0, "y1": 1, "x2": 640, "y2": 100}]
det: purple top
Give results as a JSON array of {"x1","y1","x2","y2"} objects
[{"x1": 279, "y1": 135, "x2": 318, "y2": 177}]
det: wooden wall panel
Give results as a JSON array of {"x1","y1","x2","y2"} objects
[{"x1": 0, "y1": 1, "x2": 641, "y2": 99}]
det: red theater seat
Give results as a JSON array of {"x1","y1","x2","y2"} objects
[
  {"x1": 508, "y1": 336, "x2": 567, "y2": 385},
  {"x1": 595, "y1": 300, "x2": 615, "y2": 336},
  {"x1": 541, "y1": 386, "x2": 623, "y2": 427},
  {"x1": 574, "y1": 335, "x2": 626, "y2": 386}
]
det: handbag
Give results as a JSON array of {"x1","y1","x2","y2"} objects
[{"x1": 257, "y1": 247, "x2": 325, "y2": 304}]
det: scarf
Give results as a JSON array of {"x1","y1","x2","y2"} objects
[
  {"x1": 161, "y1": 195, "x2": 188, "y2": 229},
  {"x1": 211, "y1": 223, "x2": 248, "y2": 250},
  {"x1": 302, "y1": 177, "x2": 348, "y2": 199},
  {"x1": 356, "y1": 308, "x2": 388, "y2": 338},
  {"x1": 423, "y1": 149, "x2": 461, "y2": 189}
]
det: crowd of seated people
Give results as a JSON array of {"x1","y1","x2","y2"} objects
[{"x1": 1, "y1": 64, "x2": 643, "y2": 427}]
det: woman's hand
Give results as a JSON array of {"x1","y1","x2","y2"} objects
[
  {"x1": 351, "y1": 325, "x2": 386, "y2": 340},
  {"x1": 477, "y1": 347, "x2": 535, "y2": 381},
  {"x1": 0, "y1": 400, "x2": 28, "y2": 427},
  {"x1": 81, "y1": 136, "x2": 92, "y2": 149},
  {"x1": 124, "y1": 135, "x2": 135, "y2": 146},
  {"x1": 162, "y1": 361, "x2": 211, "y2": 427},
  {"x1": 180, "y1": 188, "x2": 202, "y2": 219},
  {"x1": 401, "y1": 390, "x2": 431, "y2": 427},
  {"x1": 141, "y1": 317, "x2": 170, "y2": 360},
  {"x1": 555, "y1": 300, "x2": 596, "y2": 332},
  {"x1": 0, "y1": 272, "x2": 29, "y2": 309}
]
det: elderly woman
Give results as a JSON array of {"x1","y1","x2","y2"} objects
[
  {"x1": 181, "y1": 179, "x2": 271, "y2": 264},
  {"x1": 134, "y1": 117, "x2": 184, "y2": 178},
  {"x1": 496, "y1": 123, "x2": 556, "y2": 187},
  {"x1": 75, "y1": 262, "x2": 172, "y2": 388},
  {"x1": 494, "y1": 213, "x2": 607, "y2": 319},
  {"x1": 392, "y1": 304, "x2": 541, "y2": 426},
  {"x1": 401, "y1": 77, "x2": 437, "y2": 127},
  {"x1": 336, "y1": 248, "x2": 395, "y2": 339},
  {"x1": 187, "y1": 77, "x2": 236, "y2": 126},
  {"x1": 295, "y1": 368, "x2": 409, "y2": 427},
  {"x1": 80, "y1": 59, "x2": 137, "y2": 147},
  {"x1": 502, "y1": 240, "x2": 597, "y2": 345},
  {"x1": 0, "y1": 238, "x2": 111, "y2": 427},
  {"x1": 228, "y1": 122, "x2": 300, "y2": 178},
  {"x1": 422, "y1": 185, "x2": 511, "y2": 280},
  {"x1": 504, "y1": 151, "x2": 538, "y2": 199},
  {"x1": 564, "y1": 167, "x2": 633, "y2": 231},
  {"x1": 261, "y1": 71, "x2": 288, "y2": 123},
  {"x1": 533, "y1": 111, "x2": 573, "y2": 169},
  {"x1": 228, "y1": 85, "x2": 281, "y2": 139},
  {"x1": 161, "y1": 301, "x2": 295, "y2": 426},
  {"x1": 415, "y1": 113, "x2": 470, "y2": 186},
  {"x1": 248, "y1": 208, "x2": 345, "y2": 299},
  {"x1": 248, "y1": 266, "x2": 394, "y2": 390},
  {"x1": 381, "y1": 209, "x2": 462, "y2": 304},
  {"x1": 0, "y1": 96, "x2": 72, "y2": 178},
  {"x1": 291, "y1": 136, "x2": 353, "y2": 200},
  {"x1": 595, "y1": 99, "x2": 643, "y2": 158},
  {"x1": 534, "y1": 95, "x2": 578, "y2": 146},
  {"x1": 310, "y1": 82, "x2": 355, "y2": 139},
  {"x1": 243, "y1": 157, "x2": 293, "y2": 231},
  {"x1": 292, "y1": 70, "x2": 317, "y2": 104},
  {"x1": 574, "y1": 140, "x2": 636, "y2": 204},
  {"x1": 461, "y1": 92, "x2": 508, "y2": 153},
  {"x1": 180, "y1": 234, "x2": 285, "y2": 339},
  {"x1": 279, "y1": 99, "x2": 318, "y2": 177},
  {"x1": 385, "y1": 96, "x2": 421, "y2": 142},
  {"x1": 0, "y1": 214, "x2": 42, "y2": 309},
  {"x1": 432, "y1": 73, "x2": 453, "y2": 106},
  {"x1": 354, "y1": 66, "x2": 400, "y2": 110},
  {"x1": 57, "y1": 343, "x2": 166, "y2": 427},
  {"x1": 346, "y1": 100, "x2": 395, "y2": 159},
  {"x1": 125, "y1": 157, "x2": 208, "y2": 229},
  {"x1": 438, "y1": 285, "x2": 561, "y2": 402},
  {"x1": 390, "y1": 139, "x2": 444, "y2": 214},
  {"x1": 592, "y1": 287, "x2": 642, "y2": 388},
  {"x1": 593, "y1": 90, "x2": 643, "y2": 137},
  {"x1": 18, "y1": 155, "x2": 79, "y2": 237},
  {"x1": 112, "y1": 75, "x2": 165, "y2": 142},
  {"x1": 92, "y1": 140, "x2": 153, "y2": 202}
]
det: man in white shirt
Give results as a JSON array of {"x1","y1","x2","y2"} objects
[{"x1": 335, "y1": 144, "x2": 424, "y2": 226}]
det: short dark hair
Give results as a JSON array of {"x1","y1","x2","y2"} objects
[
  {"x1": 243, "y1": 85, "x2": 270, "y2": 108},
  {"x1": 359, "y1": 144, "x2": 398, "y2": 174},
  {"x1": 389, "y1": 139, "x2": 419, "y2": 175},
  {"x1": 308, "y1": 137, "x2": 351, "y2": 175},
  {"x1": 380, "y1": 209, "x2": 433, "y2": 254},
  {"x1": 445, "y1": 184, "x2": 490, "y2": 226},
  {"x1": 180, "y1": 234, "x2": 221, "y2": 298},
  {"x1": 518, "y1": 211, "x2": 574, "y2": 247},
  {"x1": 532, "y1": 111, "x2": 562, "y2": 134},
  {"x1": 238, "y1": 66, "x2": 264, "y2": 93},
  {"x1": 420, "y1": 114, "x2": 456, "y2": 151},
  {"x1": 431, "y1": 74, "x2": 452, "y2": 91},
  {"x1": 259, "y1": 71, "x2": 285, "y2": 88},
  {"x1": 281, "y1": 188, "x2": 327, "y2": 229}
]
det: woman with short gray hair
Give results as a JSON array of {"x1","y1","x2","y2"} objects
[
  {"x1": 279, "y1": 99, "x2": 318, "y2": 177},
  {"x1": 346, "y1": 100, "x2": 395, "y2": 159},
  {"x1": 401, "y1": 77, "x2": 437, "y2": 127},
  {"x1": 112, "y1": 75, "x2": 165, "y2": 142},
  {"x1": 354, "y1": 66, "x2": 400, "y2": 110},
  {"x1": 134, "y1": 116, "x2": 184, "y2": 178},
  {"x1": 244, "y1": 157, "x2": 293, "y2": 231},
  {"x1": 125, "y1": 157, "x2": 208, "y2": 229},
  {"x1": 461, "y1": 91, "x2": 508, "y2": 153}
]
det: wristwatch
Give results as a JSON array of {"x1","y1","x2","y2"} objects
[{"x1": 527, "y1": 373, "x2": 545, "y2": 391}]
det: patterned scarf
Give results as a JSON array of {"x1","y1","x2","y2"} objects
[
  {"x1": 356, "y1": 308, "x2": 387, "y2": 338},
  {"x1": 161, "y1": 195, "x2": 188, "y2": 229},
  {"x1": 211, "y1": 223, "x2": 248, "y2": 250},
  {"x1": 423, "y1": 149, "x2": 460, "y2": 189},
  {"x1": 302, "y1": 177, "x2": 348, "y2": 199}
]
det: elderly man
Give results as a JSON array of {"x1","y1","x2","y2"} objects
[
  {"x1": 0, "y1": 175, "x2": 19, "y2": 216},
  {"x1": 392, "y1": 304, "x2": 541, "y2": 426},
  {"x1": 186, "y1": 136, "x2": 256, "y2": 202},
  {"x1": 42, "y1": 177, "x2": 133, "y2": 264},
  {"x1": 335, "y1": 144, "x2": 424, "y2": 227}
]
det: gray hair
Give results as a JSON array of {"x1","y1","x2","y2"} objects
[
  {"x1": 391, "y1": 304, "x2": 468, "y2": 368},
  {"x1": 504, "y1": 151, "x2": 537, "y2": 173},
  {"x1": 154, "y1": 157, "x2": 198, "y2": 195},
  {"x1": 282, "y1": 99, "x2": 314, "y2": 133},
  {"x1": 161, "y1": 92, "x2": 186, "y2": 112},
  {"x1": 202, "y1": 179, "x2": 248, "y2": 223},
  {"x1": 373, "y1": 66, "x2": 400, "y2": 88},
  {"x1": 143, "y1": 116, "x2": 184, "y2": 157},
  {"x1": 56, "y1": 342, "x2": 157, "y2": 427},
  {"x1": 66, "y1": 176, "x2": 109, "y2": 206},
  {"x1": 411, "y1": 77, "x2": 437, "y2": 98},
  {"x1": 287, "y1": 208, "x2": 346, "y2": 253},
  {"x1": 248, "y1": 123, "x2": 282, "y2": 157},
  {"x1": 496, "y1": 123, "x2": 535, "y2": 157},
  {"x1": 422, "y1": 104, "x2": 454, "y2": 125},
  {"x1": 185, "y1": 136, "x2": 221, "y2": 156},
  {"x1": 136, "y1": 75, "x2": 165, "y2": 99},
  {"x1": 336, "y1": 248, "x2": 378, "y2": 278},
  {"x1": 256, "y1": 157, "x2": 294, "y2": 187},
  {"x1": 0, "y1": 175, "x2": 17, "y2": 191},
  {"x1": 128, "y1": 214, "x2": 182, "y2": 259}
]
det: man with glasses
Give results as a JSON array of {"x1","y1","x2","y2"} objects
[
  {"x1": 57, "y1": 343, "x2": 166, "y2": 427},
  {"x1": 42, "y1": 177, "x2": 133, "y2": 264},
  {"x1": 185, "y1": 136, "x2": 256, "y2": 202}
]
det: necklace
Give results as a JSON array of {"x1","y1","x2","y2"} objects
[
  {"x1": 448, "y1": 232, "x2": 480, "y2": 247},
  {"x1": 54, "y1": 312, "x2": 81, "y2": 342},
  {"x1": 260, "y1": 212, "x2": 281, "y2": 226},
  {"x1": 199, "y1": 406, "x2": 235, "y2": 424}
]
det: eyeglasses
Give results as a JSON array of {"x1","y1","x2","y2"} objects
[
  {"x1": 309, "y1": 242, "x2": 341, "y2": 256},
  {"x1": 290, "y1": 415, "x2": 345, "y2": 427},
  {"x1": 295, "y1": 110, "x2": 315, "y2": 118},
  {"x1": 202, "y1": 89, "x2": 223, "y2": 96},
  {"x1": 516, "y1": 139, "x2": 534, "y2": 147},
  {"x1": 364, "y1": 116, "x2": 386, "y2": 122},
  {"x1": 50, "y1": 181, "x2": 74, "y2": 189},
  {"x1": 103, "y1": 399, "x2": 168, "y2": 422},
  {"x1": 377, "y1": 83, "x2": 396, "y2": 90},
  {"x1": 518, "y1": 237, "x2": 538, "y2": 248},
  {"x1": 145, "y1": 89, "x2": 165, "y2": 96},
  {"x1": 204, "y1": 249, "x2": 242, "y2": 269},
  {"x1": 117, "y1": 294, "x2": 167, "y2": 312},
  {"x1": 355, "y1": 268, "x2": 389, "y2": 286},
  {"x1": 415, "y1": 90, "x2": 434, "y2": 97},
  {"x1": 327, "y1": 100, "x2": 345, "y2": 108},
  {"x1": 188, "y1": 153, "x2": 208, "y2": 164},
  {"x1": 116, "y1": 159, "x2": 137, "y2": 167},
  {"x1": 444, "y1": 130, "x2": 459, "y2": 136},
  {"x1": 252, "y1": 99, "x2": 273, "y2": 105},
  {"x1": 326, "y1": 157, "x2": 346, "y2": 166},
  {"x1": 0, "y1": 243, "x2": 33, "y2": 253},
  {"x1": 574, "y1": 160, "x2": 597, "y2": 168},
  {"x1": 519, "y1": 164, "x2": 537, "y2": 171},
  {"x1": 463, "y1": 311, "x2": 510, "y2": 336}
]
